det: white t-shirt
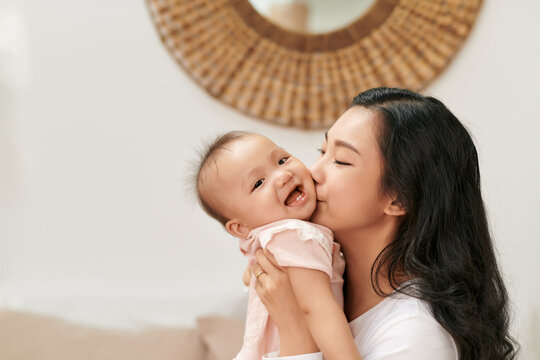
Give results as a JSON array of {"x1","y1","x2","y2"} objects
[{"x1": 263, "y1": 291, "x2": 458, "y2": 360}]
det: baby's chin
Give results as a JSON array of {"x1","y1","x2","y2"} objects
[{"x1": 303, "y1": 199, "x2": 318, "y2": 222}]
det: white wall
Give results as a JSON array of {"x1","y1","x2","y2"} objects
[{"x1": 1, "y1": 0, "x2": 539, "y2": 357}]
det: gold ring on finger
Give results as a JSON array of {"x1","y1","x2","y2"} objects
[{"x1": 255, "y1": 270, "x2": 266, "y2": 280}]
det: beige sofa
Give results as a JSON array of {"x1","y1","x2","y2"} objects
[{"x1": 0, "y1": 310, "x2": 244, "y2": 360}]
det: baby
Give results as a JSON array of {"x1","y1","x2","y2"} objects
[{"x1": 195, "y1": 131, "x2": 360, "y2": 360}]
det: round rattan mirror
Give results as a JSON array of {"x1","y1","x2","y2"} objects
[
  {"x1": 248, "y1": 0, "x2": 377, "y2": 34},
  {"x1": 147, "y1": 0, "x2": 483, "y2": 129}
]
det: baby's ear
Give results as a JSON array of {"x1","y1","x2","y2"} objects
[{"x1": 225, "y1": 220, "x2": 251, "y2": 238}]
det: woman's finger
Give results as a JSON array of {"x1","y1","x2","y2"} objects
[
  {"x1": 263, "y1": 248, "x2": 280, "y2": 268},
  {"x1": 243, "y1": 265, "x2": 252, "y2": 286},
  {"x1": 253, "y1": 279, "x2": 266, "y2": 303},
  {"x1": 253, "y1": 270, "x2": 273, "y2": 304},
  {"x1": 250, "y1": 261, "x2": 261, "y2": 276},
  {"x1": 255, "y1": 248, "x2": 282, "y2": 278},
  {"x1": 255, "y1": 270, "x2": 272, "y2": 289},
  {"x1": 250, "y1": 261, "x2": 267, "y2": 283}
]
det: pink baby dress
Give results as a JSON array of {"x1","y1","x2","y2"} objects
[{"x1": 234, "y1": 219, "x2": 345, "y2": 360}]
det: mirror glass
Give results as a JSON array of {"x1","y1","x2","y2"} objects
[{"x1": 249, "y1": 0, "x2": 377, "y2": 34}]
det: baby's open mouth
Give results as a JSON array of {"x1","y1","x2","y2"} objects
[{"x1": 285, "y1": 185, "x2": 306, "y2": 206}]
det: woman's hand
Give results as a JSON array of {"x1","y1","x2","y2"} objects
[
  {"x1": 251, "y1": 249, "x2": 297, "y2": 328},
  {"x1": 252, "y1": 248, "x2": 318, "y2": 356},
  {"x1": 243, "y1": 265, "x2": 251, "y2": 286}
]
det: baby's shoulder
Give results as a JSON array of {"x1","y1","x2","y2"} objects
[
  {"x1": 255, "y1": 219, "x2": 333, "y2": 250},
  {"x1": 256, "y1": 219, "x2": 331, "y2": 239}
]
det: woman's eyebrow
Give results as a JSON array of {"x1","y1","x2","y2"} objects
[
  {"x1": 335, "y1": 140, "x2": 360, "y2": 154},
  {"x1": 325, "y1": 132, "x2": 360, "y2": 154}
]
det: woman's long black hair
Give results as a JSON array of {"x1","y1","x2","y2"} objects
[{"x1": 352, "y1": 87, "x2": 517, "y2": 360}]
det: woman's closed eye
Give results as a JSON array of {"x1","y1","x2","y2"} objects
[
  {"x1": 317, "y1": 148, "x2": 350, "y2": 165},
  {"x1": 334, "y1": 159, "x2": 351, "y2": 166}
]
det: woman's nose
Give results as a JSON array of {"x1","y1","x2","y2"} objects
[{"x1": 310, "y1": 158, "x2": 324, "y2": 184}]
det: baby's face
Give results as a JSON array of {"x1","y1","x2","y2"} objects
[{"x1": 215, "y1": 134, "x2": 316, "y2": 231}]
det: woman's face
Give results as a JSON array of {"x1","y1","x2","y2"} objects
[{"x1": 310, "y1": 106, "x2": 393, "y2": 239}]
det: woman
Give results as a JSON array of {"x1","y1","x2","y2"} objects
[{"x1": 251, "y1": 88, "x2": 517, "y2": 359}]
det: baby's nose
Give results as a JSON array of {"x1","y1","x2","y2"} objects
[{"x1": 276, "y1": 171, "x2": 293, "y2": 187}]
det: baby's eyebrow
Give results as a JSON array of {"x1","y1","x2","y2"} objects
[
  {"x1": 242, "y1": 165, "x2": 262, "y2": 191},
  {"x1": 240, "y1": 148, "x2": 287, "y2": 191}
]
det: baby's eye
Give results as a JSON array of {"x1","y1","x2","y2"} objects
[
  {"x1": 252, "y1": 179, "x2": 264, "y2": 191},
  {"x1": 278, "y1": 156, "x2": 289, "y2": 165}
]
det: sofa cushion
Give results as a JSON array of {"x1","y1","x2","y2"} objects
[
  {"x1": 197, "y1": 315, "x2": 245, "y2": 360},
  {"x1": 0, "y1": 310, "x2": 206, "y2": 360}
]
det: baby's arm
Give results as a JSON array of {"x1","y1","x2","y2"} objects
[{"x1": 287, "y1": 267, "x2": 362, "y2": 360}]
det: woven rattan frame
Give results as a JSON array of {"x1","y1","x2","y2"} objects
[{"x1": 147, "y1": 0, "x2": 483, "y2": 129}]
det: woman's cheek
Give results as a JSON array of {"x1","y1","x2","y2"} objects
[
  {"x1": 330, "y1": 173, "x2": 354, "y2": 207},
  {"x1": 335, "y1": 175, "x2": 374, "y2": 225}
]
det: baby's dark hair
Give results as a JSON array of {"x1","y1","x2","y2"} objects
[{"x1": 195, "y1": 131, "x2": 252, "y2": 226}]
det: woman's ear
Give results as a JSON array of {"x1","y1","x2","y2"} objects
[
  {"x1": 225, "y1": 219, "x2": 251, "y2": 238},
  {"x1": 384, "y1": 198, "x2": 406, "y2": 216}
]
